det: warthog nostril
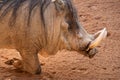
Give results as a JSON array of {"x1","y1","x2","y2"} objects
[{"x1": 87, "y1": 48, "x2": 98, "y2": 58}]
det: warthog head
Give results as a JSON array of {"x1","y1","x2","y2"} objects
[{"x1": 50, "y1": 0, "x2": 107, "y2": 58}]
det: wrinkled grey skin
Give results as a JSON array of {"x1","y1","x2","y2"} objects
[{"x1": 0, "y1": 0, "x2": 97, "y2": 74}]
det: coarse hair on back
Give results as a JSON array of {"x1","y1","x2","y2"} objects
[
  {"x1": 0, "y1": 0, "x2": 79, "y2": 30},
  {"x1": 0, "y1": 0, "x2": 51, "y2": 27}
]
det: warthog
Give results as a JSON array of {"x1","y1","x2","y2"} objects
[{"x1": 0, "y1": 0, "x2": 107, "y2": 74}]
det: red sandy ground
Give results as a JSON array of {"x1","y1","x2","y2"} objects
[{"x1": 0, "y1": 0, "x2": 120, "y2": 80}]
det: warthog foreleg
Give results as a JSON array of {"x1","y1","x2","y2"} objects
[{"x1": 5, "y1": 49, "x2": 41, "y2": 74}]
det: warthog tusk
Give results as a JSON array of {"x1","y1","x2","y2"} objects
[
  {"x1": 87, "y1": 28, "x2": 107, "y2": 50},
  {"x1": 52, "y1": 0, "x2": 56, "y2": 2},
  {"x1": 51, "y1": 0, "x2": 56, "y2": 2}
]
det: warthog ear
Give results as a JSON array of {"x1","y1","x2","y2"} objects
[{"x1": 53, "y1": 0, "x2": 65, "y2": 11}]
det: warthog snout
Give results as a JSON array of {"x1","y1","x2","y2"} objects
[{"x1": 85, "y1": 28, "x2": 107, "y2": 58}]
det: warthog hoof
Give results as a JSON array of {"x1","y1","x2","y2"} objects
[
  {"x1": 5, "y1": 58, "x2": 41, "y2": 74},
  {"x1": 5, "y1": 58, "x2": 22, "y2": 69}
]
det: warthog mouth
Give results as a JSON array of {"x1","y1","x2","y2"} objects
[
  {"x1": 81, "y1": 42, "x2": 98, "y2": 58},
  {"x1": 84, "y1": 28, "x2": 107, "y2": 58}
]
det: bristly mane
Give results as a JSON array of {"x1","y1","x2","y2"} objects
[
  {"x1": 0, "y1": 0, "x2": 51, "y2": 27},
  {"x1": 0, "y1": 0, "x2": 78, "y2": 29}
]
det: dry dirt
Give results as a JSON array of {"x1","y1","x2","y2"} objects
[{"x1": 0, "y1": 0, "x2": 120, "y2": 80}]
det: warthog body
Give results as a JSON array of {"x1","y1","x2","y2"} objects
[{"x1": 0, "y1": 0, "x2": 107, "y2": 74}]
